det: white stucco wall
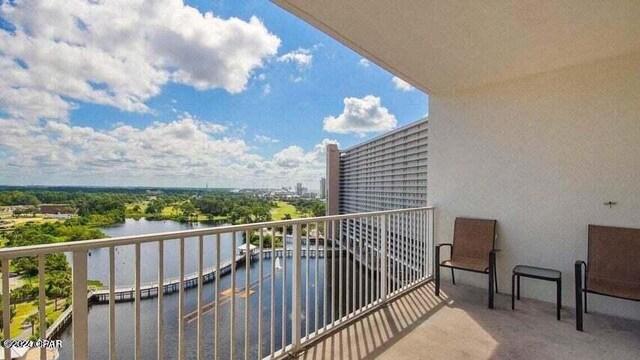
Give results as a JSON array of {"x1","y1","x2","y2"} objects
[{"x1": 429, "y1": 52, "x2": 640, "y2": 320}]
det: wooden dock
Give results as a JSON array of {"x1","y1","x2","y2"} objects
[
  {"x1": 43, "y1": 247, "x2": 341, "y2": 340},
  {"x1": 90, "y1": 247, "x2": 338, "y2": 304}
]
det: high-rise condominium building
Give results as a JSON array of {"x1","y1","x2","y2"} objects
[
  {"x1": 326, "y1": 117, "x2": 428, "y2": 214},
  {"x1": 325, "y1": 117, "x2": 428, "y2": 278}
]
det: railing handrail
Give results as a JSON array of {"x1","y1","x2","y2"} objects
[{"x1": 0, "y1": 206, "x2": 433, "y2": 259}]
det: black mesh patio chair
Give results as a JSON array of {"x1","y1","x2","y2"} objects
[
  {"x1": 435, "y1": 218, "x2": 499, "y2": 309},
  {"x1": 575, "y1": 225, "x2": 640, "y2": 331}
]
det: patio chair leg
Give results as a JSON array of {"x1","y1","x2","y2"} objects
[
  {"x1": 451, "y1": 268, "x2": 455, "y2": 285},
  {"x1": 494, "y1": 256, "x2": 499, "y2": 293},
  {"x1": 435, "y1": 247, "x2": 441, "y2": 296},
  {"x1": 488, "y1": 252, "x2": 495, "y2": 309},
  {"x1": 575, "y1": 262, "x2": 583, "y2": 331},
  {"x1": 511, "y1": 273, "x2": 515, "y2": 310}
]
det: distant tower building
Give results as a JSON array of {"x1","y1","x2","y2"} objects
[
  {"x1": 319, "y1": 177, "x2": 326, "y2": 199},
  {"x1": 295, "y1": 182, "x2": 303, "y2": 196}
]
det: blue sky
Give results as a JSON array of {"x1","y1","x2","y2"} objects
[{"x1": 0, "y1": 0, "x2": 426, "y2": 189}]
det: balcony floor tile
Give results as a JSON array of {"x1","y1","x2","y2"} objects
[{"x1": 301, "y1": 282, "x2": 640, "y2": 359}]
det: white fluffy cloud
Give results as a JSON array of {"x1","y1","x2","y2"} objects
[
  {"x1": 358, "y1": 58, "x2": 371, "y2": 68},
  {"x1": 0, "y1": 116, "x2": 336, "y2": 188},
  {"x1": 254, "y1": 134, "x2": 279, "y2": 144},
  {"x1": 277, "y1": 48, "x2": 313, "y2": 68},
  {"x1": 392, "y1": 76, "x2": 415, "y2": 92},
  {"x1": 0, "y1": 0, "x2": 280, "y2": 121},
  {"x1": 323, "y1": 95, "x2": 397, "y2": 136}
]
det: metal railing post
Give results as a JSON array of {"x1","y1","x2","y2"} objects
[
  {"x1": 72, "y1": 250, "x2": 89, "y2": 360},
  {"x1": 430, "y1": 208, "x2": 435, "y2": 278},
  {"x1": 380, "y1": 215, "x2": 388, "y2": 303},
  {"x1": 292, "y1": 223, "x2": 302, "y2": 353}
]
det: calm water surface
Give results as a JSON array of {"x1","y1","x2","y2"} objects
[{"x1": 56, "y1": 219, "x2": 362, "y2": 359}]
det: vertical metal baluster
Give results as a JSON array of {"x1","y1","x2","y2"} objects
[
  {"x1": 197, "y1": 235, "x2": 204, "y2": 360},
  {"x1": 291, "y1": 224, "x2": 302, "y2": 353},
  {"x1": 2, "y1": 258, "x2": 11, "y2": 360},
  {"x1": 258, "y1": 228, "x2": 264, "y2": 359},
  {"x1": 323, "y1": 220, "x2": 328, "y2": 331},
  {"x1": 375, "y1": 216, "x2": 379, "y2": 301},
  {"x1": 389, "y1": 215, "x2": 393, "y2": 294},
  {"x1": 422, "y1": 209, "x2": 426, "y2": 279},
  {"x1": 358, "y1": 217, "x2": 363, "y2": 311},
  {"x1": 244, "y1": 230, "x2": 250, "y2": 360},
  {"x1": 381, "y1": 215, "x2": 388, "y2": 302},
  {"x1": 424, "y1": 209, "x2": 428, "y2": 278},
  {"x1": 365, "y1": 217, "x2": 369, "y2": 308},
  {"x1": 429, "y1": 209, "x2": 433, "y2": 278},
  {"x1": 331, "y1": 220, "x2": 340, "y2": 325},
  {"x1": 314, "y1": 221, "x2": 319, "y2": 335},
  {"x1": 270, "y1": 228, "x2": 275, "y2": 359},
  {"x1": 134, "y1": 244, "x2": 141, "y2": 360},
  {"x1": 331, "y1": 220, "x2": 336, "y2": 326},
  {"x1": 431, "y1": 209, "x2": 435, "y2": 278},
  {"x1": 72, "y1": 251, "x2": 89, "y2": 360},
  {"x1": 399, "y1": 213, "x2": 404, "y2": 290},
  {"x1": 178, "y1": 238, "x2": 185, "y2": 360},
  {"x1": 403, "y1": 213, "x2": 406, "y2": 289},
  {"x1": 405, "y1": 213, "x2": 409, "y2": 289},
  {"x1": 415, "y1": 211, "x2": 419, "y2": 283},
  {"x1": 305, "y1": 223, "x2": 310, "y2": 339},
  {"x1": 231, "y1": 232, "x2": 236, "y2": 359},
  {"x1": 399, "y1": 213, "x2": 403, "y2": 291},
  {"x1": 416, "y1": 211, "x2": 420, "y2": 280},
  {"x1": 421, "y1": 210, "x2": 425, "y2": 280},
  {"x1": 409, "y1": 212, "x2": 414, "y2": 286},
  {"x1": 394, "y1": 214, "x2": 397, "y2": 292},
  {"x1": 158, "y1": 241, "x2": 164, "y2": 360},
  {"x1": 352, "y1": 219, "x2": 357, "y2": 312},
  {"x1": 346, "y1": 219, "x2": 350, "y2": 319},
  {"x1": 38, "y1": 254, "x2": 46, "y2": 360},
  {"x1": 377, "y1": 216, "x2": 380, "y2": 301},
  {"x1": 411, "y1": 212, "x2": 415, "y2": 285},
  {"x1": 282, "y1": 226, "x2": 287, "y2": 351},
  {"x1": 411, "y1": 212, "x2": 416, "y2": 285},
  {"x1": 379, "y1": 216, "x2": 382, "y2": 300},
  {"x1": 338, "y1": 219, "x2": 343, "y2": 321},
  {"x1": 412, "y1": 211, "x2": 416, "y2": 285},
  {"x1": 214, "y1": 234, "x2": 220, "y2": 360},
  {"x1": 109, "y1": 247, "x2": 116, "y2": 360}
]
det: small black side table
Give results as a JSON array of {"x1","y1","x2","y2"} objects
[{"x1": 512, "y1": 265, "x2": 562, "y2": 320}]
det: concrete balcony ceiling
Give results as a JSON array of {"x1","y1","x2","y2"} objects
[{"x1": 272, "y1": 0, "x2": 640, "y2": 94}]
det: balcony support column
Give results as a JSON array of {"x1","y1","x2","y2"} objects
[{"x1": 72, "y1": 250, "x2": 89, "y2": 360}]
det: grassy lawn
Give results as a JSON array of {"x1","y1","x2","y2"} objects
[
  {"x1": 3, "y1": 300, "x2": 67, "y2": 338},
  {"x1": 125, "y1": 201, "x2": 148, "y2": 213},
  {"x1": 271, "y1": 201, "x2": 303, "y2": 220},
  {"x1": 9, "y1": 301, "x2": 37, "y2": 338},
  {"x1": 161, "y1": 205, "x2": 180, "y2": 216},
  {"x1": 0, "y1": 215, "x2": 60, "y2": 228},
  {"x1": 195, "y1": 214, "x2": 227, "y2": 222}
]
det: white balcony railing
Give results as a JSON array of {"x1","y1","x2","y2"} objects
[{"x1": 0, "y1": 206, "x2": 434, "y2": 360}]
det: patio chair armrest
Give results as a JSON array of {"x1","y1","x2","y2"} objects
[{"x1": 435, "y1": 243, "x2": 453, "y2": 263}]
